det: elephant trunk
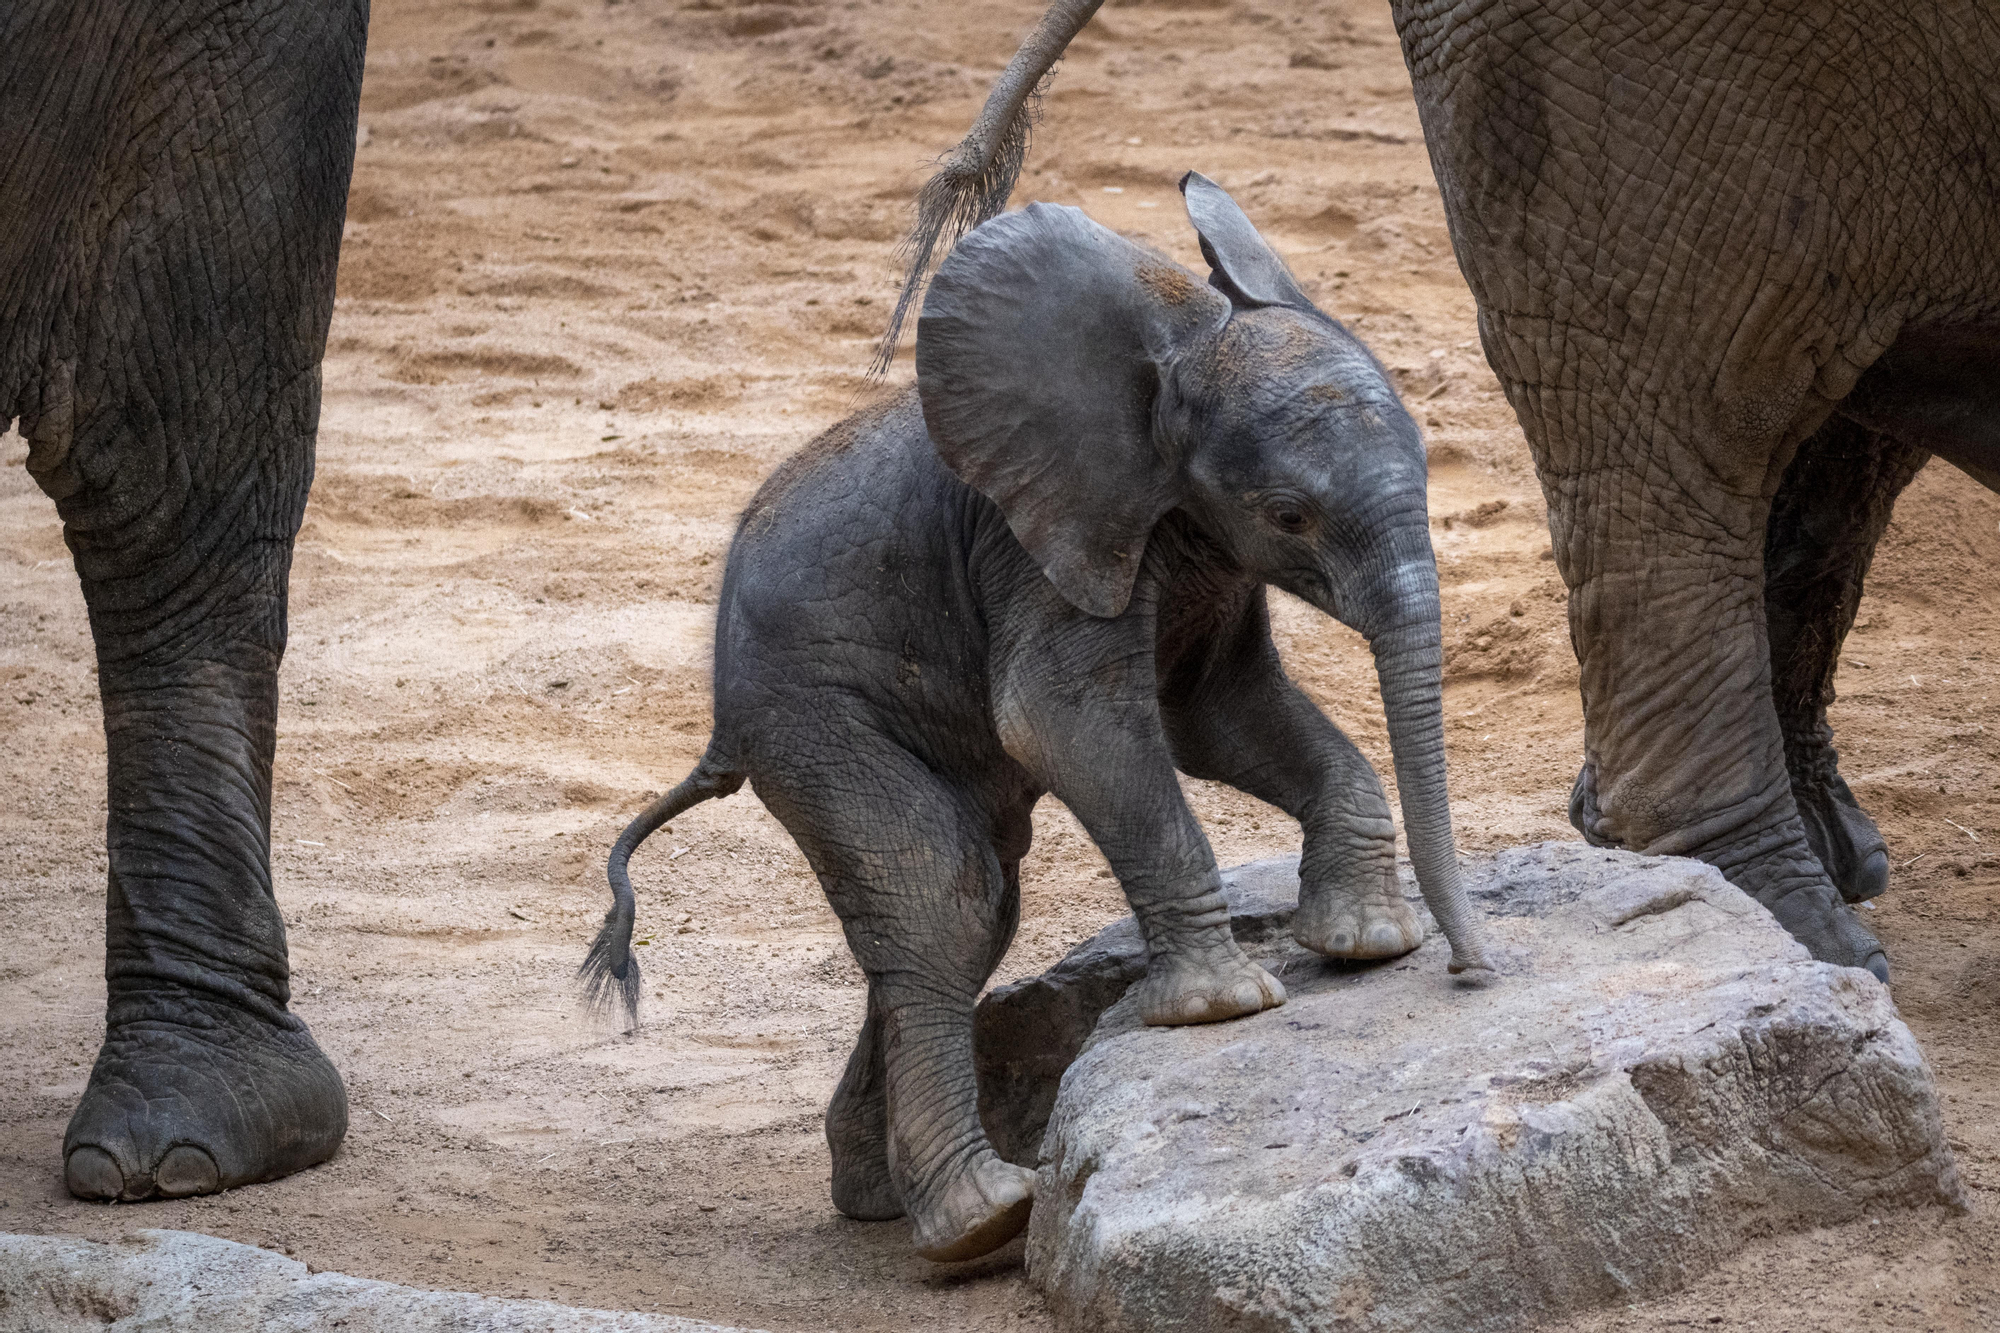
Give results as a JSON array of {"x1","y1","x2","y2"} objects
[{"x1": 1361, "y1": 534, "x2": 1493, "y2": 974}]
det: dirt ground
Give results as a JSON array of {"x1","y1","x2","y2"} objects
[{"x1": 1, "y1": 0, "x2": 1995, "y2": 1328}]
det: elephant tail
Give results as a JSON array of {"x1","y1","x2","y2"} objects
[
  {"x1": 579, "y1": 752, "x2": 746, "y2": 1032},
  {"x1": 872, "y1": 0, "x2": 1109, "y2": 375}
]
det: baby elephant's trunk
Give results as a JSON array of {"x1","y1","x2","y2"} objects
[
  {"x1": 579, "y1": 754, "x2": 744, "y2": 1030},
  {"x1": 1364, "y1": 528, "x2": 1492, "y2": 974}
]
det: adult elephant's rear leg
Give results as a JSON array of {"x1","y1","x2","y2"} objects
[
  {"x1": 1764, "y1": 417, "x2": 1928, "y2": 903},
  {"x1": 759, "y1": 752, "x2": 1031, "y2": 1261},
  {"x1": 1551, "y1": 429, "x2": 1887, "y2": 978}
]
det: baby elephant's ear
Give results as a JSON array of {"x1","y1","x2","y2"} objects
[
  {"x1": 1180, "y1": 171, "x2": 1313, "y2": 311},
  {"x1": 917, "y1": 203, "x2": 1228, "y2": 618}
]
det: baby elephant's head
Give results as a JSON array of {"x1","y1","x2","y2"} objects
[
  {"x1": 916, "y1": 174, "x2": 1489, "y2": 975},
  {"x1": 916, "y1": 172, "x2": 1431, "y2": 638}
]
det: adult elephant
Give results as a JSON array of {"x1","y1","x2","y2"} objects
[
  {"x1": 889, "y1": 0, "x2": 2000, "y2": 981},
  {"x1": 1390, "y1": 0, "x2": 1999, "y2": 980},
  {"x1": 1, "y1": 0, "x2": 367, "y2": 1198}
]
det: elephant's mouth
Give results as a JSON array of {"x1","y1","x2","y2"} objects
[{"x1": 1272, "y1": 565, "x2": 1335, "y2": 609}]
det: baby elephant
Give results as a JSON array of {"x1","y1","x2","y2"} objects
[{"x1": 585, "y1": 173, "x2": 1490, "y2": 1262}]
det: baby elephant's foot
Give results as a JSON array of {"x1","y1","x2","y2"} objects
[
  {"x1": 65, "y1": 1007, "x2": 346, "y2": 1202},
  {"x1": 910, "y1": 1153, "x2": 1034, "y2": 1263},
  {"x1": 1293, "y1": 880, "x2": 1424, "y2": 961},
  {"x1": 830, "y1": 1140, "x2": 903, "y2": 1222},
  {"x1": 1134, "y1": 945, "x2": 1286, "y2": 1027},
  {"x1": 827, "y1": 1079, "x2": 903, "y2": 1221}
]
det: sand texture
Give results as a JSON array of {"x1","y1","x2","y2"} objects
[{"x1": 1, "y1": 0, "x2": 1995, "y2": 1329}]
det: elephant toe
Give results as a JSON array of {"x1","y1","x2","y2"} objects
[
  {"x1": 63, "y1": 1007, "x2": 347, "y2": 1202},
  {"x1": 1293, "y1": 888, "x2": 1422, "y2": 962},
  {"x1": 1796, "y1": 776, "x2": 1891, "y2": 903},
  {"x1": 66, "y1": 1141, "x2": 222, "y2": 1202},
  {"x1": 1864, "y1": 950, "x2": 1891, "y2": 985},
  {"x1": 1844, "y1": 847, "x2": 1890, "y2": 904},
  {"x1": 156, "y1": 1145, "x2": 222, "y2": 1198},
  {"x1": 64, "y1": 1145, "x2": 125, "y2": 1201},
  {"x1": 1136, "y1": 951, "x2": 1286, "y2": 1026}
]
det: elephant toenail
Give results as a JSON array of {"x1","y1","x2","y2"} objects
[
  {"x1": 1851, "y1": 850, "x2": 1890, "y2": 903},
  {"x1": 1864, "y1": 951, "x2": 1891, "y2": 985},
  {"x1": 155, "y1": 1145, "x2": 222, "y2": 1198},
  {"x1": 65, "y1": 1146, "x2": 125, "y2": 1201}
]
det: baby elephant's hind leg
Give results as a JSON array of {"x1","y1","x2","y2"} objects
[
  {"x1": 762, "y1": 754, "x2": 1032, "y2": 1262},
  {"x1": 827, "y1": 997, "x2": 900, "y2": 1220}
]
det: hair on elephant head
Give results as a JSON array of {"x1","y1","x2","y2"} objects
[{"x1": 919, "y1": 173, "x2": 1487, "y2": 972}]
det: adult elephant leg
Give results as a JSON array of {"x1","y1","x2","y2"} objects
[
  {"x1": 1554, "y1": 442, "x2": 1888, "y2": 978},
  {"x1": 16, "y1": 0, "x2": 368, "y2": 1200},
  {"x1": 62, "y1": 540, "x2": 348, "y2": 1201},
  {"x1": 759, "y1": 743, "x2": 1032, "y2": 1262},
  {"x1": 1764, "y1": 416, "x2": 1929, "y2": 903}
]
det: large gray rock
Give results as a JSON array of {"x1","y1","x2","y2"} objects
[
  {"x1": 0, "y1": 1229, "x2": 760, "y2": 1333},
  {"x1": 993, "y1": 843, "x2": 1964, "y2": 1333}
]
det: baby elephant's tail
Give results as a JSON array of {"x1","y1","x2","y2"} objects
[{"x1": 579, "y1": 754, "x2": 745, "y2": 1031}]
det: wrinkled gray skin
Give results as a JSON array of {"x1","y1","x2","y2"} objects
[
  {"x1": 911, "y1": 0, "x2": 2000, "y2": 982},
  {"x1": 587, "y1": 177, "x2": 1490, "y2": 1263},
  {"x1": 1, "y1": 1, "x2": 365, "y2": 1199},
  {"x1": 1390, "y1": 0, "x2": 2000, "y2": 981}
]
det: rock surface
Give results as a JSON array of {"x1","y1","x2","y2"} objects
[
  {"x1": 977, "y1": 856, "x2": 1304, "y2": 1164},
  {"x1": 995, "y1": 843, "x2": 1964, "y2": 1333},
  {"x1": 0, "y1": 1229, "x2": 760, "y2": 1333}
]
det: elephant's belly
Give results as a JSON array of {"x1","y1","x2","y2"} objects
[{"x1": 1842, "y1": 323, "x2": 2000, "y2": 493}]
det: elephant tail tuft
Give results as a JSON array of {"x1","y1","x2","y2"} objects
[
  {"x1": 579, "y1": 752, "x2": 746, "y2": 1032},
  {"x1": 872, "y1": 0, "x2": 1109, "y2": 375}
]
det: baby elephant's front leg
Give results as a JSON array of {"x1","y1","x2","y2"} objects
[
  {"x1": 1127, "y1": 871, "x2": 1285, "y2": 1026},
  {"x1": 1292, "y1": 787, "x2": 1424, "y2": 961},
  {"x1": 992, "y1": 590, "x2": 1283, "y2": 1026}
]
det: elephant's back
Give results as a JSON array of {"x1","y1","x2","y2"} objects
[
  {"x1": 735, "y1": 388, "x2": 930, "y2": 544},
  {"x1": 713, "y1": 387, "x2": 989, "y2": 719}
]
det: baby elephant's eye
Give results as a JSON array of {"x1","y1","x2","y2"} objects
[{"x1": 1264, "y1": 502, "x2": 1312, "y2": 534}]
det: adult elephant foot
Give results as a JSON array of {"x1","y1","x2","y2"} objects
[
  {"x1": 1792, "y1": 770, "x2": 1891, "y2": 904},
  {"x1": 1760, "y1": 876, "x2": 1891, "y2": 984},
  {"x1": 909, "y1": 1151, "x2": 1034, "y2": 1263},
  {"x1": 64, "y1": 1001, "x2": 346, "y2": 1202},
  {"x1": 1572, "y1": 759, "x2": 1889, "y2": 976},
  {"x1": 1293, "y1": 861, "x2": 1423, "y2": 961},
  {"x1": 1787, "y1": 728, "x2": 1891, "y2": 904},
  {"x1": 1567, "y1": 761, "x2": 1622, "y2": 849}
]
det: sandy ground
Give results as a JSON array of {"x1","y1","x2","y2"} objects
[{"x1": 1, "y1": 0, "x2": 1995, "y2": 1328}]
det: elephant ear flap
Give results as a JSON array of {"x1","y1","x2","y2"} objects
[
  {"x1": 916, "y1": 203, "x2": 1228, "y2": 618},
  {"x1": 1180, "y1": 171, "x2": 1312, "y2": 311}
]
